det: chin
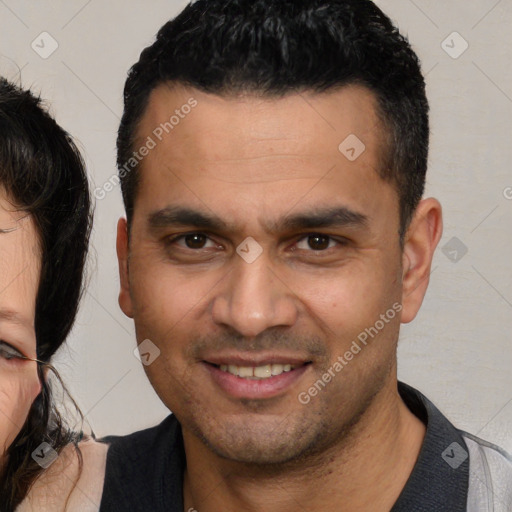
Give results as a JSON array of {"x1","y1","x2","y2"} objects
[{"x1": 193, "y1": 414, "x2": 328, "y2": 467}]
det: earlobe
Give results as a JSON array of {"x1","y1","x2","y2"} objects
[
  {"x1": 401, "y1": 198, "x2": 443, "y2": 324},
  {"x1": 116, "y1": 217, "x2": 134, "y2": 318}
]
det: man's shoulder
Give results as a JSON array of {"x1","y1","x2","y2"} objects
[
  {"x1": 462, "y1": 430, "x2": 512, "y2": 468},
  {"x1": 99, "y1": 413, "x2": 182, "y2": 471},
  {"x1": 396, "y1": 382, "x2": 511, "y2": 511},
  {"x1": 98, "y1": 414, "x2": 185, "y2": 511},
  {"x1": 100, "y1": 414, "x2": 179, "y2": 451},
  {"x1": 460, "y1": 431, "x2": 512, "y2": 511}
]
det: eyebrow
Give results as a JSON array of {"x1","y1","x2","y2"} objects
[
  {"x1": 147, "y1": 205, "x2": 368, "y2": 234},
  {"x1": 148, "y1": 207, "x2": 229, "y2": 232},
  {"x1": 0, "y1": 308, "x2": 30, "y2": 328},
  {"x1": 276, "y1": 207, "x2": 368, "y2": 231}
]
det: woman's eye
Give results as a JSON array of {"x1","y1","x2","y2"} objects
[
  {"x1": 296, "y1": 234, "x2": 339, "y2": 251},
  {"x1": 0, "y1": 341, "x2": 24, "y2": 361}
]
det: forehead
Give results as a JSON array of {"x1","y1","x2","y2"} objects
[
  {"x1": 139, "y1": 82, "x2": 384, "y2": 164},
  {"x1": 132, "y1": 83, "x2": 397, "y2": 230}
]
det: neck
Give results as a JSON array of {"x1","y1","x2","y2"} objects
[{"x1": 182, "y1": 379, "x2": 425, "y2": 512}]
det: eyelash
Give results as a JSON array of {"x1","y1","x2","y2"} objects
[
  {"x1": 0, "y1": 340, "x2": 26, "y2": 361},
  {"x1": 166, "y1": 232, "x2": 348, "y2": 252}
]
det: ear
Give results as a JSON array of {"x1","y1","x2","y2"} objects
[
  {"x1": 116, "y1": 217, "x2": 134, "y2": 318},
  {"x1": 401, "y1": 198, "x2": 443, "y2": 324}
]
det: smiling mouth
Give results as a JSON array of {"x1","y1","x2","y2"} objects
[{"x1": 208, "y1": 362, "x2": 312, "y2": 380}]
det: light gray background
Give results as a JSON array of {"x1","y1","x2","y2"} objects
[{"x1": 0, "y1": 0, "x2": 510, "y2": 451}]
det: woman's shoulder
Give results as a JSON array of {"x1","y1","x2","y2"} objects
[{"x1": 17, "y1": 439, "x2": 109, "y2": 512}]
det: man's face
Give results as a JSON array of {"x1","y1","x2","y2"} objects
[{"x1": 118, "y1": 84, "x2": 416, "y2": 464}]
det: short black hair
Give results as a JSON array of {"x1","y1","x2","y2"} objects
[
  {"x1": 0, "y1": 77, "x2": 92, "y2": 509},
  {"x1": 118, "y1": 0, "x2": 429, "y2": 239}
]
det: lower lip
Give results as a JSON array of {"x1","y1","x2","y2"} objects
[{"x1": 203, "y1": 362, "x2": 310, "y2": 400}]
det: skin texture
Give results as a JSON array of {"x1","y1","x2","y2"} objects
[
  {"x1": 0, "y1": 191, "x2": 41, "y2": 469},
  {"x1": 117, "y1": 83, "x2": 443, "y2": 511},
  {"x1": 18, "y1": 439, "x2": 109, "y2": 512}
]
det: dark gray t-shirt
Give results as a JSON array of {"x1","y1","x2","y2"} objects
[{"x1": 99, "y1": 382, "x2": 511, "y2": 511}]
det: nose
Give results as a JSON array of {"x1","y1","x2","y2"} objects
[{"x1": 211, "y1": 253, "x2": 298, "y2": 337}]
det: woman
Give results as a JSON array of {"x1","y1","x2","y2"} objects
[{"x1": 0, "y1": 77, "x2": 106, "y2": 511}]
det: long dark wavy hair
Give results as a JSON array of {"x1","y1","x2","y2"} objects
[{"x1": 0, "y1": 77, "x2": 93, "y2": 510}]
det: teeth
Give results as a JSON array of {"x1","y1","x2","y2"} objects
[
  {"x1": 254, "y1": 365, "x2": 272, "y2": 378},
  {"x1": 271, "y1": 364, "x2": 284, "y2": 376},
  {"x1": 218, "y1": 363, "x2": 297, "y2": 379},
  {"x1": 238, "y1": 366, "x2": 254, "y2": 378}
]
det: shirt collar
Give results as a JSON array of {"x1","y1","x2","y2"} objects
[{"x1": 391, "y1": 381, "x2": 469, "y2": 511}]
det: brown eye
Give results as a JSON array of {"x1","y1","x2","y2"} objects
[
  {"x1": 307, "y1": 234, "x2": 331, "y2": 250},
  {"x1": 184, "y1": 234, "x2": 208, "y2": 249},
  {"x1": 294, "y1": 234, "x2": 345, "y2": 254}
]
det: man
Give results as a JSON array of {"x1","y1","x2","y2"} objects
[{"x1": 101, "y1": 0, "x2": 512, "y2": 510}]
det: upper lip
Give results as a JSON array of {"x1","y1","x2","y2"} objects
[{"x1": 203, "y1": 352, "x2": 311, "y2": 367}]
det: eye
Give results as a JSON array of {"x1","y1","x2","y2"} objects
[
  {"x1": 295, "y1": 234, "x2": 340, "y2": 251},
  {"x1": 0, "y1": 340, "x2": 25, "y2": 361},
  {"x1": 170, "y1": 233, "x2": 218, "y2": 250}
]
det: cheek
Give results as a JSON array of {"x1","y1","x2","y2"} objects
[
  {"x1": 0, "y1": 371, "x2": 41, "y2": 453},
  {"x1": 298, "y1": 260, "x2": 399, "y2": 331},
  {"x1": 130, "y1": 272, "x2": 199, "y2": 388},
  {"x1": 130, "y1": 267, "x2": 218, "y2": 409},
  {"x1": 130, "y1": 261, "x2": 218, "y2": 336}
]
